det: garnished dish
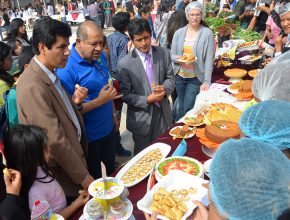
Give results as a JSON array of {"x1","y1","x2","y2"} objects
[
  {"x1": 224, "y1": 68, "x2": 247, "y2": 78},
  {"x1": 229, "y1": 80, "x2": 254, "y2": 100},
  {"x1": 150, "y1": 187, "x2": 188, "y2": 220},
  {"x1": 169, "y1": 125, "x2": 196, "y2": 139},
  {"x1": 156, "y1": 156, "x2": 203, "y2": 180},
  {"x1": 183, "y1": 113, "x2": 206, "y2": 127},
  {"x1": 205, "y1": 103, "x2": 242, "y2": 123},
  {"x1": 216, "y1": 59, "x2": 233, "y2": 68},
  {"x1": 115, "y1": 143, "x2": 171, "y2": 187},
  {"x1": 177, "y1": 55, "x2": 196, "y2": 64}
]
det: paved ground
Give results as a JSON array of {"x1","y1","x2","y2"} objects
[{"x1": 27, "y1": 25, "x2": 135, "y2": 165}]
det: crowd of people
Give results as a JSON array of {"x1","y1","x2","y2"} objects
[{"x1": 0, "y1": 0, "x2": 290, "y2": 219}]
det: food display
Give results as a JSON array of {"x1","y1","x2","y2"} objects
[
  {"x1": 229, "y1": 80, "x2": 253, "y2": 93},
  {"x1": 156, "y1": 156, "x2": 203, "y2": 180},
  {"x1": 248, "y1": 69, "x2": 259, "y2": 78},
  {"x1": 205, "y1": 103, "x2": 242, "y2": 123},
  {"x1": 224, "y1": 68, "x2": 247, "y2": 78},
  {"x1": 204, "y1": 120, "x2": 240, "y2": 143},
  {"x1": 183, "y1": 112, "x2": 206, "y2": 127},
  {"x1": 150, "y1": 187, "x2": 188, "y2": 220},
  {"x1": 85, "y1": 199, "x2": 104, "y2": 219},
  {"x1": 169, "y1": 125, "x2": 196, "y2": 139},
  {"x1": 121, "y1": 149, "x2": 163, "y2": 185}
]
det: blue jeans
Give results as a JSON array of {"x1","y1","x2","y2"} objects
[{"x1": 175, "y1": 74, "x2": 201, "y2": 120}]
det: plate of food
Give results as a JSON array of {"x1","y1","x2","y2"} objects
[
  {"x1": 137, "y1": 170, "x2": 208, "y2": 220},
  {"x1": 177, "y1": 55, "x2": 196, "y2": 64},
  {"x1": 88, "y1": 177, "x2": 124, "y2": 200},
  {"x1": 224, "y1": 68, "x2": 247, "y2": 79},
  {"x1": 231, "y1": 92, "x2": 254, "y2": 101},
  {"x1": 237, "y1": 40, "x2": 260, "y2": 52},
  {"x1": 183, "y1": 113, "x2": 205, "y2": 127},
  {"x1": 83, "y1": 198, "x2": 133, "y2": 220},
  {"x1": 227, "y1": 80, "x2": 253, "y2": 95},
  {"x1": 155, "y1": 156, "x2": 203, "y2": 181},
  {"x1": 115, "y1": 143, "x2": 171, "y2": 187},
  {"x1": 248, "y1": 69, "x2": 260, "y2": 78},
  {"x1": 169, "y1": 125, "x2": 196, "y2": 139},
  {"x1": 205, "y1": 103, "x2": 242, "y2": 123}
]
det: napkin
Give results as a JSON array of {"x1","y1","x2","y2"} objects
[{"x1": 172, "y1": 139, "x2": 187, "y2": 156}]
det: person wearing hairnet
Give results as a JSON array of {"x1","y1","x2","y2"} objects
[
  {"x1": 275, "y1": 2, "x2": 290, "y2": 56},
  {"x1": 239, "y1": 100, "x2": 290, "y2": 158},
  {"x1": 210, "y1": 138, "x2": 290, "y2": 220},
  {"x1": 252, "y1": 63, "x2": 290, "y2": 102},
  {"x1": 170, "y1": 1, "x2": 215, "y2": 120}
]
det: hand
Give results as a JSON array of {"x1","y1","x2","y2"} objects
[
  {"x1": 257, "y1": 6, "x2": 270, "y2": 14},
  {"x1": 200, "y1": 83, "x2": 210, "y2": 92},
  {"x1": 113, "y1": 115, "x2": 120, "y2": 131},
  {"x1": 4, "y1": 169, "x2": 22, "y2": 196},
  {"x1": 81, "y1": 175, "x2": 94, "y2": 191},
  {"x1": 270, "y1": 1, "x2": 275, "y2": 11},
  {"x1": 144, "y1": 212, "x2": 158, "y2": 220},
  {"x1": 147, "y1": 91, "x2": 166, "y2": 104},
  {"x1": 152, "y1": 85, "x2": 165, "y2": 94},
  {"x1": 188, "y1": 201, "x2": 209, "y2": 220},
  {"x1": 72, "y1": 190, "x2": 90, "y2": 208},
  {"x1": 72, "y1": 84, "x2": 88, "y2": 105},
  {"x1": 98, "y1": 84, "x2": 118, "y2": 104}
]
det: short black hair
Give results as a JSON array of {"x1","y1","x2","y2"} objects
[
  {"x1": 112, "y1": 12, "x2": 130, "y2": 33},
  {"x1": 32, "y1": 17, "x2": 72, "y2": 55},
  {"x1": 138, "y1": 5, "x2": 151, "y2": 16},
  {"x1": 128, "y1": 18, "x2": 152, "y2": 40},
  {"x1": 18, "y1": 46, "x2": 34, "y2": 73}
]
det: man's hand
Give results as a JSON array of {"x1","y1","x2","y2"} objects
[
  {"x1": 99, "y1": 84, "x2": 118, "y2": 104},
  {"x1": 72, "y1": 84, "x2": 88, "y2": 105},
  {"x1": 257, "y1": 6, "x2": 270, "y2": 14},
  {"x1": 152, "y1": 85, "x2": 165, "y2": 94},
  {"x1": 147, "y1": 91, "x2": 166, "y2": 104},
  {"x1": 81, "y1": 175, "x2": 94, "y2": 191},
  {"x1": 4, "y1": 169, "x2": 22, "y2": 196},
  {"x1": 200, "y1": 83, "x2": 210, "y2": 92}
]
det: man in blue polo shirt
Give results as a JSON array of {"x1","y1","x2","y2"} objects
[{"x1": 56, "y1": 20, "x2": 119, "y2": 179}]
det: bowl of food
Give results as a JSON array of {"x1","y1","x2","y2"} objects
[{"x1": 84, "y1": 199, "x2": 104, "y2": 219}]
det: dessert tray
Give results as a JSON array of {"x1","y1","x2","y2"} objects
[{"x1": 115, "y1": 143, "x2": 171, "y2": 187}]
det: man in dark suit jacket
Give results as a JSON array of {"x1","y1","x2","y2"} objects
[
  {"x1": 16, "y1": 17, "x2": 93, "y2": 197},
  {"x1": 118, "y1": 18, "x2": 175, "y2": 155}
]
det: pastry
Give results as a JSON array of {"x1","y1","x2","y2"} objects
[
  {"x1": 229, "y1": 80, "x2": 253, "y2": 92},
  {"x1": 110, "y1": 200, "x2": 125, "y2": 218},
  {"x1": 86, "y1": 199, "x2": 104, "y2": 219},
  {"x1": 224, "y1": 68, "x2": 247, "y2": 78},
  {"x1": 31, "y1": 200, "x2": 52, "y2": 220},
  {"x1": 206, "y1": 103, "x2": 242, "y2": 123},
  {"x1": 248, "y1": 69, "x2": 259, "y2": 78},
  {"x1": 204, "y1": 120, "x2": 240, "y2": 143}
]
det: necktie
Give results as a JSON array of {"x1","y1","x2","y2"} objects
[{"x1": 145, "y1": 53, "x2": 160, "y2": 107}]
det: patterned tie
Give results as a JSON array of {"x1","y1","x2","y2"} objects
[{"x1": 145, "y1": 53, "x2": 160, "y2": 107}]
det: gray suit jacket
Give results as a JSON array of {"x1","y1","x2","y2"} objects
[{"x1": 118, "y1": 46, "x2": 175, "y2": 135}]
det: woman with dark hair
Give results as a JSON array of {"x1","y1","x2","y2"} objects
[
  {"x1": 171, "y1": 1, "x2": 214, "y2": 120},
  {"x1": 0, "y1": 42, "x2": 15, "y2": 107},
  {"x1": 4, "y1": 125, "x2": 90, "y2": 219},
  {"x1": 154, "y1": 0, "x2": 173, "y2": 47},
  {"x1": 166, "y1": 10, "x2": 188, "y2": 49},
  {"x1": 7, "y1": 18, "x2": 30, "y2": 46}
]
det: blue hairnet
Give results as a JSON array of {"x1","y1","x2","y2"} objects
[
  {"x1": 210, "y1": 138, "x2": 290, "y2": 220},
  {"x1": 238, "y1": 100, "x2": 290, "y2": 150},
  {"x1": 185, "y1": 2, "x2": 204, "y2": 19}
]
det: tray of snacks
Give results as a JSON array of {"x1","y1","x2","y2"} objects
[
  {"x1": 115, "y1": 143, "x2": 171, "y2": 187},
  {"x1": 155, "y1": 156, "x2": 203, "y2": 181},
  {"x1": 82, "y1": 198, "x2": 133, "y2": 220},
  {"x1": 169, "y1": 125, "x2": 196, "y2": 139},
  {"x1": 236, "y1": 40, "x2": 261, "y2": 52},
  {"x1": 88, "y1": 177, "x2": 124, "y2": 200},
  {"x1": 238, "y1": 54, "x2": 262, "y2": 65},
  {"x1": 227, "y1": 80, "x2": 252, "y2": 94},
  {"x1": 177, "y1": 55, "x2": 196, "y2": 64},
  {"x1": 224, "y1": 68, "x2": 247, "y2": 79},
  {"x1": 137, "y1": 170, "x2": 208, "y2": 220},
  {"x1": 205, "y1": 103, "x2": 242, "y2": 123}
]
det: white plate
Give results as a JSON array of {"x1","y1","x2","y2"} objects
[
  {"x1": 201, "y1": 145, "x2": 218, "y2": 158},
  {"x1": 227, "y1": 86, "x2": 239, "y2": 94},
  {"x1": 203, "y1": 159, "x2": 213, "y2": 177},
  {"x1": 169, "y1": 126, "x2": 196, "y2": 139},
  {"x1": 83, "y1": 198, "x2": 133, "y2": 220},
  {"x1": 137, "y1": 170, "x2": 208, "y2": 220},
  {"x1": 88, "y1": 177, "x2": 124, "y2": 200},
  {"x1": 115, "y1": 143, "x2": 171, "y2": 188},
  {"x1": 155, "y1": 156, "x2": 204, "y2": 180}
]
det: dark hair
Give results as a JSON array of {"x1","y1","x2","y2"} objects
[
  {"x1": 18, "y1": 46, "x2": 34, "y2": 73},
  {"x1": 138, "y1": 5, "x2": 151, "y2": 16},
  {"x1": 128, "y1": 18, "x2": 152, "y2": 39},
  {"x1": 4, "y1": 125, "x2": 52, "y2": 213},
  {"x1": 0, "y1": 42, "x2": 15, "y2": 87},
  {"x1": 157, "y1": 0, "x2": 171, "y2": 21},
  {"x1": 32, "y1": 17, "x2": 72, "y2": 55},
  {"x1": 117, "y1": 2, "x2": 121, "y2": 6},
  {"x1": 2, "y1": 13, "x2": 10, "y2": 24},
  {"x1": 57, "y1": 0, "x2": 63, "y2": 5},
  {"x1": 112, "y1": 12, "x2": 130, "y2": 33},
  {"x1": 166, "y1": 10, "x2": 188, "y2": 47},
  {"x1": 6, "y1": 39, "x2": 22, "y2": 56},
  {"x1": 8, "y1": 18, "x2": 29, "y2": 44}
]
